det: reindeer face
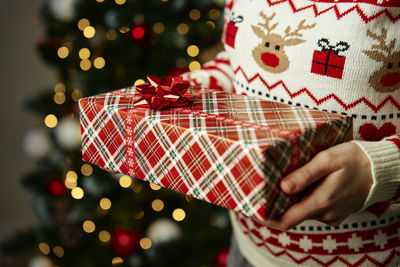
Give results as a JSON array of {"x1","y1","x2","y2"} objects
[
  {"x1": 252, "y1": 33, "x2": 289, "y2": 73},
  {"x1": 251, "y1": 12, "x2": 315, "y2": 74},
  {"x1": 363, "y1": 29, "x2": 400, "y2": 93},
  {"x1": 369, "y1": 52, "x2": 400, "y2": 92}
]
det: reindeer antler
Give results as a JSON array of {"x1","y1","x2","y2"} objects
[
  {"x1": 283, "y1": 19, "x2": 316, "y2": 39},
  {"x1": 366, "y1": 28, "x2": 395, "y2": 56},
  {"x1": 258, "y1": 11, "x2": 278, "y2": 34}
]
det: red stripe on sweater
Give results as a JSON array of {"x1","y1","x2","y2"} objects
[
  {"x1": 266, "y1": 0, "x2": 400, "y2": 23},
  {"x1": 233, "y1": 66, "x2": 400, "y2": 112}
]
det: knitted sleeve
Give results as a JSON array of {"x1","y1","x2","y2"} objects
[
  {"x1": 352, "y1": 135, "x2": 400, "y2": 210},
  {"x1": 180, "y1": 50, "x2": 234, "y2": 93}
]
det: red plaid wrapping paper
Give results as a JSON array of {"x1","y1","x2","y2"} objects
[{"x1": 79, "y1": 87, "x2": 352, "y2": 221}]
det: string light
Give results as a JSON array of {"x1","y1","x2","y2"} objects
[
  {"x1": 106, "y1": 29, "x2": 118, "y2": 40},
  {"x1": 71, "y1": 89, "x2": 83, "y2": 102},
  {"x1": 94, "y1": 57, "x2": 106, "y2": 69},
  {"x1": 57, "y1": 46, "x2": 69, "y2": 59},
  {"x1": 205, "y1": 21, "x2": 216, "y2": 31},
  {"x1": 53, "y1": 246, "x2": 64, "y2": 257},
  {"x1": 189, "y1": 61, "x2": 201, "y2": 72},
  {"x1": 209, "y1": 9, "x2": 220, "y2": 20},
  {"x1": 119, "y1": 26, "x2": 130, "y2": 33},
  {"x1": 80, "y1": 59, "x2": 91, "y2": 71},
  {"x1": 44, "y1": 114, "x2": 58, "y2": 128},
  {"x1": 65, "y1": 178, "x2": 77, "y2": 189},
  {"x1": 149, "y1": 183, "x2": 161, "y2": 190},
  {"x1": 99, "y1": 198, "x2": 112, "y2": 210},
  {"x1": 79, "y1": 48, "x2": 91, "y2": 59},
  {"x1": 119, "y1": 175, "x2": 132, "y2": 188},
  {"x1": 189, "y1": 9, "x2": 201, "y2": 20},
  {"x1": 71, "y1": 187, "x2": 84, "y2": 199},
  {"x1": 187, "y1": 45, "x2": 199, "y2": 57},
  {"x1": 153, "y1": 22, "x2": 165, "y2": 34},
  {"x1": 81, "y1": 164, "x2": 93, "y2": 176},
  {"x1": 83, "y1": 26, "x2": 96, "y2": 38},
  {"x1": 99, "y1": 230, "x2": 111, "y2": 242},
  {"x1": 83, "y1": 220, "x2": 96, "y2": 233},
  {"x1": 54, "y1": 92, "x2": 66, "y2": 105},
  {"x1": 65, "y1": 170, "x2": 78, "y2": 189},
  {"x1": 96, "y1": 0, "x2": 105, "y2": 2},
  {"x1": 115, "y1": 0, "x2": 126, "y2": 5},
  {"x1": 139, "y1": 237, "x2": 152, "y2": 249},
  {"x1": 78, "y1": 18, "x2": 90, "y2": 31},
  {"x1": 161, "y1": 0, "x2": 168, "y2": 2},
  {"x1": 66, "y1": 171, "x2": 78, "y2": 180},
  {"x1": 176, "y1": 23, "x2": 189, "y2": 35},
  {"x1": 172, "y1": 208, "x2": 186, "y2": 221},
  {"x1": 54, "y1": 83, "x2": 66, "y2": 93},
  {"x1": 112, "y1": 257, "x2": 124, "y2": 265},
  {"x1": 38, "y1": 243, "x2": 50, "y2": 255},
  {"x1": 134, "y1": 79, "x2": 145, "y2": 86},
  {"x1": 134, "y1": 210, "x2": 144, "y2": 220},
  {"x1": 151, "y1": 199, "x2": 164, "y2": 212}
]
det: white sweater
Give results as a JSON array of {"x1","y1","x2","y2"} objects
[{"x1": 182, "y1": 0, "x2": 400, "y2": 266}]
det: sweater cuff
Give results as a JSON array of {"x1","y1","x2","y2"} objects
[{"x1": 351, "y1": 140, "x2": 400, "y2": 210}]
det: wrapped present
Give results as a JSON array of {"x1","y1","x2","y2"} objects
[
  {"x1": 224, "y1": 13, "x2": 243, "y2": 48},
  {"x1": 79, "y1": 78, "x2": 352, "y2": 222},
  {"x1": 311, "y1": 38, "x2": 349, "y2": 79}
]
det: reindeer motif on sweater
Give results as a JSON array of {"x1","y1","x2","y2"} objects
[
  {"x1": 363, "y1": 28, "x2": 400, "y2": 93},
  {"x1": 251, "y1": 11, "x2": 315, "y2": 74}
]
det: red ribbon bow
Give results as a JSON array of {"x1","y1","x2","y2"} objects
[{"x1": 134, "y1": 75, "x2": 191, "y2": 110}]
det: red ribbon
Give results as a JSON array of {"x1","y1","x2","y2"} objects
[{"x1": 134, "y1": 75, "x2": 191, "y2": 110}]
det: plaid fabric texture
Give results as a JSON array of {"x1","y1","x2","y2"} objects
[
  {"x1": 80, "y1": 87, "x2": 352, "y2": 221},
  {"x1": 123, "y1": 89, "x2": 352, "y2": 220},
  {"x1": 79, "y1": 87, "x2": 141, "y2": 174}
]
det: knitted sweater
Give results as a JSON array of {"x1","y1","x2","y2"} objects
[{"x1": 182, "y1": 0, "x2": 400, "y2": 266}]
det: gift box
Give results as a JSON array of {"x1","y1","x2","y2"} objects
[
  {"x1": 224, "y1": 13, "x2": 243, "y2": 48},
  {"x1": 79, "y1": 85, "x2": 352, "y2": 222},
  {"x1": 311, "y1": 39, "x2": 349, "y2": 79}
]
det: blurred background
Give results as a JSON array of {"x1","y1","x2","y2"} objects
[{"x1": 0, "y1": 0, "x2": 231, "y2": 266}]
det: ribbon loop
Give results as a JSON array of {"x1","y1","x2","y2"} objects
[
  {"x1": 134, "y1": 75, "x2": 191, "y2": 110},
  {"x1": 231, "y1": 12, "x2": 244, "y2": 24},
  {"x1": 317, "y1": 38, "x2": 350, "y2": 55}
]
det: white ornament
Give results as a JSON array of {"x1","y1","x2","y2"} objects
[
  {"x1": 23, "y1": 128, "x2": 52, "y2": 160},
  {"x1": 49, "y1": 0, "x2": 76, "y2": 22},
  {"x1": 28, "y1": 255, "x2": 53, "y2": 267},
  {"x1": 54, "y1": 118, "x2": 81, "y2": 150},
  {"x1": 147, "y1": 218, "x2": 182, "y2": 245}
]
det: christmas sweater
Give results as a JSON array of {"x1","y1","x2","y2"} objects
[{"x1": 182, "y1": 0, "x2": 400, "y2": 266}]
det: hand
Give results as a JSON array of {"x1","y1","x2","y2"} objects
[{"x1": 263, "y1": 142, "x2": 373, "y2": 230}]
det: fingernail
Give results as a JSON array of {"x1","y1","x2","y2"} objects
[{"x1": 282, "y1": 180, "x2": 296, "y2": 192}]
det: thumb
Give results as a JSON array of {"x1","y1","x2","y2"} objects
[{"x1": 280, "y1": 152, "x2": 334, "y2": 194}]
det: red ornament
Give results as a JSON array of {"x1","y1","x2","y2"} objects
[
  {"x1": 134, "y1": 75, "x2": 191, "y2": 110},
  {"x1": 214, "y1": 247, "x2": 229, "y2": 267},
  {"x1": 46, "y1": 179, "x2": 65, "y2": 196},
  {"x1": 132, "y1": 26, "x2": 145, "y2": 39},
  {"x1": 111, "y1": 227, "x2": 141, "y2": 257}
]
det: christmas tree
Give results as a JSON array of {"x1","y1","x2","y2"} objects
[{"x1": 0, "y1": 0, "x2": 231, "y2": 266}]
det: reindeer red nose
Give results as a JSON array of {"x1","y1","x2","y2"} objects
[
  {"x1": 380, "y1": 72, "x2": 400, "y2": 87},
  {"x1": 261, "y1": 52, "x2": 279, "y2": 68}
]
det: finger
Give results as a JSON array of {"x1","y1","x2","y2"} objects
[{"x1": 280, "y1": 151, "x2": 336, "y2": 194}]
